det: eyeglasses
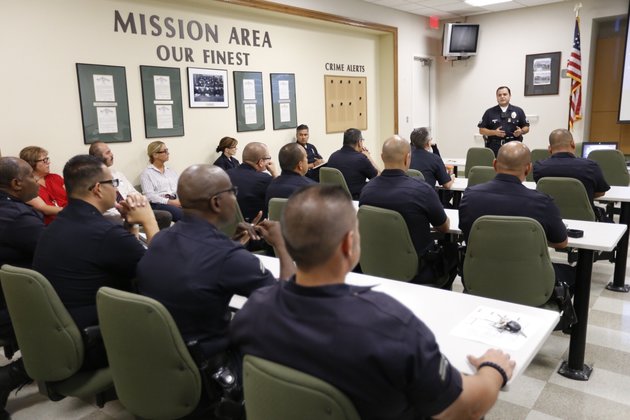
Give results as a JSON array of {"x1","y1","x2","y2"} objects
[
  {"x1": 36, "y1": 157, "x2": 50, "y2": 164},
  {"x1": 211, "y1": 186, "x2": 238, "y2": 198},
  {"x1": 88, "y1": 178, "x2": 120, "y2": 191},
  {"x1": 260, "y1": 156, "x2": 272, "y2": 161},
  {"x1": 156, "y1": 149, "x2": 169, "y2": 154}
]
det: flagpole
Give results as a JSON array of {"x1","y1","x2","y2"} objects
[{"x1": 568, "y1": 3, "x2": 583, "y2": 132}]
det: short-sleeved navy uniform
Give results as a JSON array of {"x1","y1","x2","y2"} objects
[
  {"x1": 227, "y1": 163, "x2": 273, "y2": 221},
  {"x1": 264, "y1": 170, "x2": 315, "y2": 211},
  {"x1": 327, "y1": 145, "x2": 378, "y2": 199},
  {"x1": 533, "y1": 152, "x2": 610, "y2": 203},
  {"x1": 458, "y1": 173, "x2": 567, "y2": 244},
  {"x1": 360, "y1": 170, "x2": 447, "y2": 256},
  {"x1": 32, "y1": 199, "x2": 145, "y2": 328},
  {"x1": 299, "y1": 142, "x2": 323, "y2": 181},
  {"x1": 410, "y1": 147, "x2": 451, "y2": 187},
  {"x1": 478, "y1": 104, "x2": 529, "y2": 155},
  {"x1": 213, "y1": 154, "x2": 239, "y2": 171},
  {"x1": 138, "y1": 214, "x2": 275, "y2": 358},
  {"x1": 231, "y1": 280, "x2": 462, "y2": 420}
]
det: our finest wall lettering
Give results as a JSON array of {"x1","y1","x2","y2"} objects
[{"x1": 113, "y1": 10, "x2": 272, "y2": 65}]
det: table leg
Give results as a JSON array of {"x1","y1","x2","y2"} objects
[
  {"x1": 607, "y1": 202, "x2": 630, "y2": 292},
  {"x1": 558, "y1": 248, "x2": 594, "y2": 381}
]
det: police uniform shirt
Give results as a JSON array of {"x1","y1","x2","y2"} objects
[
  {"x1": 227, "y1": 163, "x2": 273, "y2": 221},
  {"x1": 458, "y1": 173, "x2": 567, "y2": 243},
  {"x1": 478, "y1": 104, "x2": 529, "y2": 143},
  {"x1": 327, "y1": 145, "x2": 378, "y2": 199},
  {"x1": 300, "y1": 142, "x2": 323, "y2": 165},
  {"x1": 359, "y1": 169, "x2": 447, "y2": 255},
  {"x1": 264, "y1": 170, "x2": 316, "y2": 211},
  {"x1": 32, "y1": 199, "x2": 145, "y2": 328},
  {"x1": 409, "y1": 147, "x2": 451, "y2": 187},
  {"x1": 533, "y1": 152, "x2": 610, "y2": 202},
  {"x1": 230, "y1": 279, "x2": 463, "y2": 420},
  {"x1": 213, "y1": 154, "x2": 240, "y2": 171},
  {"x1": 138, "y1": 214, "x2": 275, "y2": 358},
  {"x1": 0, "y1": 190, "x2": 44, "y2": 269}
]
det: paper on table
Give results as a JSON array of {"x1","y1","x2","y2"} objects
[{"x1": 450, "y1": 305, "x2": 541, "y2": 351}]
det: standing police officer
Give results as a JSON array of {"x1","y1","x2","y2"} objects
[{"x1": 478, "y1": 86, "x2": 530, "y2": 156}]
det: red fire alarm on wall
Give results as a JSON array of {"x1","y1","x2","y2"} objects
[{"x1": 429, "y1": 16, "x2": 439, "y2": 30}]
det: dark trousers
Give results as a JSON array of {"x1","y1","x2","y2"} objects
[{"x1": 151, "y1": 203, "x2": 184, "y2": 222}]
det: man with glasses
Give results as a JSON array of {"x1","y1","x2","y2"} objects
[
  {"x1": 137, "y1": 164, "x2": 294, "y2": 411},
  {"x1": 227, "y1": 141, "x2": 278, "y2": 221},
  {"x1": 33, "y1": 155, "x2": 158, "y2": 369}
]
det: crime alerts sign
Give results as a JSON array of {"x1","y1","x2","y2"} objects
[{"x1": 114, "y1": 10, "x2": 273, "y2": 66}]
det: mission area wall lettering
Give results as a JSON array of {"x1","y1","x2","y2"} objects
[{"x1": 114, "y1": 10, "x2": 273, "y2": 65}]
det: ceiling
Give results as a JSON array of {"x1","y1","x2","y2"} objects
[{"x1": 362, "y1": 0, "x2": 567, "y2": 19}]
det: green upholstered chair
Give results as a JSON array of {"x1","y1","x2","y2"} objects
[
  {"x1": 536, "y1": 177, "x2": 596, "y2": 221},
  {"x1": 463, "y1": 216, "x2": 555, "y2": 307},
  {"x1": 319, "y1": 167, "x2": 352, "y2": 198},
  {"x1": 220, "y1": 200, "x2": 245, "y2": 237},
  {"x1": 526, "y1": 149, "x2": 551, "y2": 181},
  {"x1": 268, "y1": 197, "x2": 289, "y2": 222},
  {"x1": 0, "y1": 265, "x2": 113, "y2": 405},
  {"x1": 243, "y1": 355, "x2": 360, "y2": 420},
  {"x1": 464, "y1": 147, "x2": 495, "y2": 178},
  {"x1": 357, "y1": 205, "x2": 418, "y2": 282},
  {"x1": 96, "y1": 287, "x2": 202, "y2": 420},
  {"x1": 587, "y1": 149, "x2": 630, "y2": 186},
  {"x1": 466, "y1": 166, "x2": 496, "y2": 187},
  {"x1": 406, "y1": 169, "x2": 425, "y2": 180}
]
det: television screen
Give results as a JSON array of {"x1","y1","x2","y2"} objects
[
  {"x1": 443, "y1": 23, "x2": 479, "y2": 57},
  {"x1": 581, "y1": 141, "x2": 618, "y2": 158}
]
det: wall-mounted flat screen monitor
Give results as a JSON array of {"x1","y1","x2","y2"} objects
[
  {"x1": 442, "y1": 23, "x2": 479, "y2": 58},
  {"x1": 581, "y1": 141, "x2": 618, "y2": 158}
]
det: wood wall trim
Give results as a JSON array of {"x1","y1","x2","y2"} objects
[{"x1": 217, "y1": 0, "x2": 399, "y2": 133}]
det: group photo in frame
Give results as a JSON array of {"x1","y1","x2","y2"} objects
[
  {"x1": 187, "y1": 67, "x2": 229, "y2": 108},
  {"x1": 524, "y1": 51, "x2": 561, "y2": 96}
]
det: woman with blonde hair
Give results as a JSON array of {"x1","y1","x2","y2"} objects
[
  {"x1": 19, "y1": 146, "x2": 68, "y2": 224},
  {"x1": 213, "y1": 136, "x2": 239, "y2": 171},
  {"x1": 140, "y1": 141, "x2": 183, "y2": 222}
]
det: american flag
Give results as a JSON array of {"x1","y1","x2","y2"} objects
[{"x1": 567, "y1": 15, "x2": 582, "y2": 130}]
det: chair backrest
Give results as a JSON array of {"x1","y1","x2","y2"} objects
[
  {"x1": 219, "y1": 200, "x2": 245, "y2": 237},
  {"x1": 243, "y1": 355, "x2": 360, "y2": 420},
  {"x1": 536, "y1": 177, "x2": 596, "y2": 221},
  {"x1": 96, "y1": 287, "x2": 202, "y2": 420},
  {"x1": 465, "y1": 147, "x2": 495, "y2": 177},
  {"x1": 406, "y1": 169, "x2": 425, "y2": 181},
  {"x1": 587, "y1": 149, "x2": 630, "y2": 186},
  {"x1": 527, "y1": 149, "x2": 551, "y2": 181},
  {"x1": 268, "y1": 197, "x2": 289, "y2": 222},
  {"x1": 467, "y1": 166, "x2": 496, "y2": 187},
  {"x1": 0, "y1": 265, "x2": 84, "y2": 381},
  {"x1": 357, "y1": 205, "x2": 418, "y2": 281},
  {"x1": 319, "y1": 167, "x2": 351, "y2": 197},
  {"x1": 463, "y1": 216, "x2": 555, "y2": 306}
]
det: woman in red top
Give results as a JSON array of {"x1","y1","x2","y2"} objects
[{"x1": 19, "y1": 146, "x2": 68, "y2": 224}]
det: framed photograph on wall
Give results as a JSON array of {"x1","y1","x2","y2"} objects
[
  {"x1": 233, "y1": 71, "x2": 265, "y2": 132},
  {"x1": 270, "y1": 73, "x2": 297, "y2": 130},
  {"x1": 140, "y1": 66, "x2": 184, "y2": 138},
  {"x1": 76, "y1": 63, "x2": 131, "y2": 144},
  {"x1": 187, "y1": 67, "x2": 229, "y2": 108},
  {"x1": 524, "y1": 52, "x2": 561, "y2": 96}
]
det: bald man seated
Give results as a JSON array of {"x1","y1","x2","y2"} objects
[
  {"x1": 360, "y1": 135, "x2": 455, "y2": 286},
  {"x1": 227, "y1": 141, "x2": 278, "y2": 222},
  {"x1": 264, "y1": 142, "x2": 316, "y2": 212},
  {"x1": 231, "y1": 184, "x2": 515, "y2": 420},
  {"x1": 533, "y1": 128, "x2": 610, "y2": 214},
  {"x1": 137, "y1": 164, "x2": 294, "y2": 363}
]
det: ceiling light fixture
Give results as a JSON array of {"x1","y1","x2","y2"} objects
[{"x1": 465, "y1": 0, "x2": 512, "y2": 7}]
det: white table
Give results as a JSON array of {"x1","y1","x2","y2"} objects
[
  {"x1": 236, "y1": 255, "x2": 559, "y2": 384},
  {"x1": 596, "y1": 186, "x2": 630, "y2": 292},
  {"x1": 443, "y1": 207, "x2": 627, "y2": 380}
]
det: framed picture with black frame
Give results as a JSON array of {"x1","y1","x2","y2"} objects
[
  {"x1": 233, "y1": 71, "x2": 265, "y2": 132},
  {"x1": 76, "y1": 63, "x2": 131, "y2": 144},
  {"x1": 140, "y1": 66, "x2": 184, "y2": 138},
  {"x1": 270, "y1": 73, "x2": 297, "y2": 130},
  {"x1": 524, "y1": 51, "x2": 561, "y2": 96},
  {"x1": 187, "y1": 67, "x2": 229, "y2": 108}
]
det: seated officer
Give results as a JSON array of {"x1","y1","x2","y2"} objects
[
  {"x1": 295, "y1": 124, "x2": 325, "y2": 181},
  {"x1": 327, "y1": 128, "x2": 379, "y2": 199},
  {"x1": 264, "y1": 142, "x2": 315, "y2": 212},
  {"x1": 231, "y1": 184, "x2": 515, "y2": 420},
  {"x1": 137, "y1": 164, "x2": 295, "y2": 362},
  {"x1": 227, "y1": 142, "x2": 278, "y2": 222},
  {"x1": 409, "y1": 127, "x2": 454, "y2": 189},
  {"x1": 360, "y1": 135, "x2": 454, "y2": 285},
  {"x1": 533, "y1": 128, "x2": 610, "y2": 212}
]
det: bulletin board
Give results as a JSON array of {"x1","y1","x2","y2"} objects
[{"x1": 324, "y1": 75, "x2": 367, "y2": 133}]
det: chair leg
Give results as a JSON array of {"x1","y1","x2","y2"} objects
[{"x1": 94, "y1": 386, "x2": 117, "y2": 408}]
